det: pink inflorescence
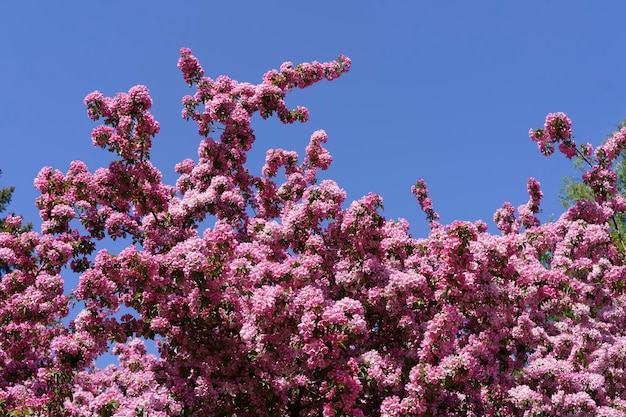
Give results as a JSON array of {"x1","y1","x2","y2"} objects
[
  {"x1": 529, "y1": 112, "x2": 576, "y2": 158},
  {"x1": 5, "y1": 49, "x2": 626, "y2": 416},
  {"x1": 411, "y1": 179, "x2": 440, "y2": 225}
]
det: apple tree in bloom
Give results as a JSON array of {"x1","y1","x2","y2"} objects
[{"x1": 3, "y1": 48, "x2": 626, "y2": 416}]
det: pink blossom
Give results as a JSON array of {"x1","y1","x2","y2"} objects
[{"x1": 8, "y1": 49, "x2": 626, "y2": 416}]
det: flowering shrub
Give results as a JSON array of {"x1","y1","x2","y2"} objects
[{"x1": 2, "y1": 48, "x2": 626, "y2": 416}]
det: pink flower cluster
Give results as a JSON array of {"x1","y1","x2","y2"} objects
[
  {"x1": 178, "y1": 47, "x2": 350, "y2": 139},
  {"x1": 411, "y1": 179, "x2": 440, "y2": 225},
  {"x1": 529, "y1": 112, "x2": 577, "y2": 158},
  {"x1": 532, "y1": 114, "x2": 626, "y2": 206},
  {"x1": 3, "y1": 49, "x2": 626, "y2": 416},
  {"x1": 84, "y1": 85, "x2": 160, "y2": 163}
]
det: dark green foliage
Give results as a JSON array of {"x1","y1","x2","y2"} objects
[
  {"x1": 0, "y1": 169, "x2": 32, "y2": 274},
  {"x1": 0, "y1": 169, "x2": 14, "y2": 225},
  {"x1": 0, "y1": 169, "x2": 31, "y2": 232}
]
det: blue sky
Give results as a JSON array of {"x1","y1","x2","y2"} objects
[{"x1": 2, "y1": 2, "x2": 626, "y2": 238}]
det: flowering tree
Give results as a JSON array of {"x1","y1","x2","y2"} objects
[
  {"x1": 560, "y1": 118, "x2": 626, "y2": 252},
  {"x1": 2, "y1": 48, "x2": 626, "y2": 416}
]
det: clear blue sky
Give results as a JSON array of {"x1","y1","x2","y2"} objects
[{"x1": 2, "y1": 1, "x2": 626, "y2": 239}]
